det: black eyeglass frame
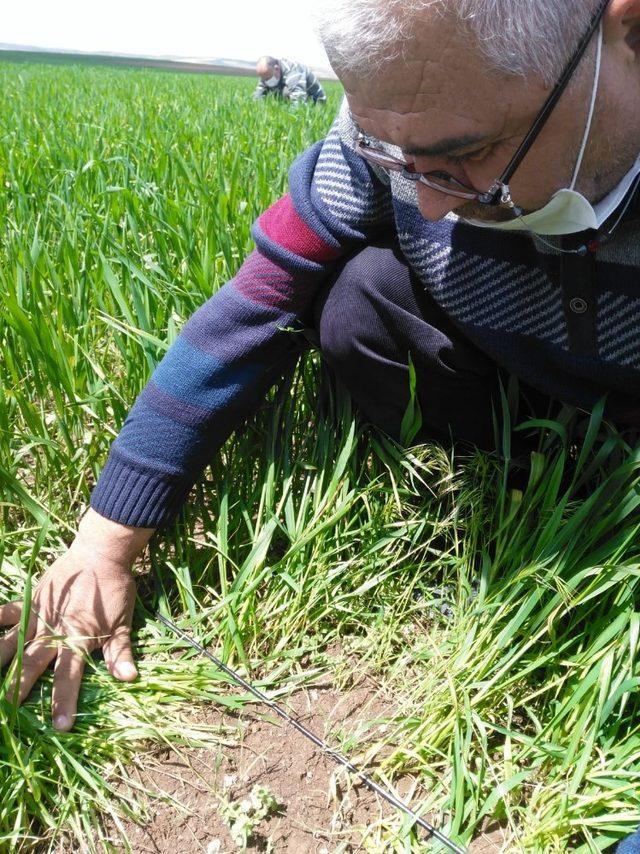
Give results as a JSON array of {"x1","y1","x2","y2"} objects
[{"x1": 355, "y1": 0, "x2": 611, "y2": 210}]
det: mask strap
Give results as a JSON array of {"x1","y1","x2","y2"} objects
[{"x1": 570, "y1": 22, "x2": 603, "y2": 190}]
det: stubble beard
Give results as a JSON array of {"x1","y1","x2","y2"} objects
[{"x1": 455, "y1": 201, "x2": 523, "y2": 223}]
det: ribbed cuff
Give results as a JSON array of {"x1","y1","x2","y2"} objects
[{"x1": 90, "y1": 450, "x2": 192, "y2": 528}]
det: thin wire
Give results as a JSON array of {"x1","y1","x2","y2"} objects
[
  {"x1": 156, "y1": 612, "x2": 466, "y2": 854},
  {"x1": 569, "y1": 22, "x2": 603, "y2": 190},
  {"x1": 599, "y1": 172, "x2": 640, "y2": 240}
]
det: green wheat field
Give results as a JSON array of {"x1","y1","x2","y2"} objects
[{"x1": 1, "y1": 62, "x2": 639, "y2": 852}]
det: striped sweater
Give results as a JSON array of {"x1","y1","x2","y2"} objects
[{"x1": 91, "y1": 101, "x2": 640, "y2": 527}]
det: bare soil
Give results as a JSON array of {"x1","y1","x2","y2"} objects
[{"x1": 100, "y1": 684, "x2": 508, "y2": 853}]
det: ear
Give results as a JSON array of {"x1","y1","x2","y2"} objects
[{"x1": 605, "y1": 0, "x2": 640, "y2": 57}]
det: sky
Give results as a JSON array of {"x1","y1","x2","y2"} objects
[{"x1": 2, "y1": 0, "x2": 332, "y2": 69}]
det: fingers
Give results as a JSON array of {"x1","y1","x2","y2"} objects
[
  {"x1": 52, "y1": 646, "x2": 86, "y2": 731},
  {"x1": 51, "y1": 626, "x2": 137, "y2": 732},
  {"x1": 0, "y1": 601, "x2": 23, "y2": 627},
  {"x1": 0, "y1": 609, "x2": 37, "y2": 667},
  {"x1": 102, "y1": 626, "x2": 138, "y2": 682},
  {"x1": 0, "y1": 624, "x2": 21, "y2": 668},
  {"x1": 6, "y1": 637, "x2": 57, "y2": 705},
  {"x1": 0, "y1": 601, "x2": 23, "y2": 667}
]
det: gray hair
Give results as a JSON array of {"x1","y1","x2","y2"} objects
[
  {"x1": 256, "y1": 55, "x2": 278, "y2": 70},
  {"x1": 313, "y1": 0, "x2": 602, "y2": 84}
]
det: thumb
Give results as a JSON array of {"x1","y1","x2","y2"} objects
[{"x1": 102, "y1": 626, "x2": 138, "y2": 682}]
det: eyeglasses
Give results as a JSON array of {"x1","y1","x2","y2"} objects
[{"x1": 355, "y1": 0, "x2": 610, "y2": 211}]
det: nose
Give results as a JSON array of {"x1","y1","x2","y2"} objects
[{"x1": 416, "y1": 183, "x2": 471, "y2": 221}]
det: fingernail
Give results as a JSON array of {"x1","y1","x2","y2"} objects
[
  {"x1": 115, "y1": 662, "x2": 137, "y2": 680},
  {"x1": 54, "y1": 715, "x2": 71, "y2": 731}
]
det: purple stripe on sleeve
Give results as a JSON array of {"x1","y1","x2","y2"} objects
[
  {"x1": 181, "y1": 281, "x2": 299, "y2": 360},
  {"x1": 141, "y1": 381, "x2": 227, "y2": 427},
  {"x1": 232, "y1": 250, "x2": 327, "y2": 315}
]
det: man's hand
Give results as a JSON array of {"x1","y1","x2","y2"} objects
[{"x1": 0, "y1": 509, "x2": 155, "y2": 730}]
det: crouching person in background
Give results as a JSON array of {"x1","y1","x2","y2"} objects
[{"x1": 253, "y1": 55, "x2": 327, "y2": 103}]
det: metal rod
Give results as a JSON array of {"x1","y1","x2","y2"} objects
[{"x1": 157, "y1": 612, "x2": 466, "y2": 853}]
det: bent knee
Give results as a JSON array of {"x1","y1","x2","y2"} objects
[{"x1": 316, "y1": 242, "x2": 411, "y2": 364}]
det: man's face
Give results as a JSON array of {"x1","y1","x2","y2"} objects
[
  {"x1": 259, "y1": 64, "x2": 281, "y2": 85},
  {"x1": 343, "y1": 14, "x2": 607, "y2": 223}
]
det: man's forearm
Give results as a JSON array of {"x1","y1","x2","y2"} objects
[{"x1": 90, "y1": 271, "x2": 305, "y2": 529}]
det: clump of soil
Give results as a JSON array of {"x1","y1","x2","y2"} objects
[{"x1": 102, "y1": 684, "x2": 507, "y2": 852}]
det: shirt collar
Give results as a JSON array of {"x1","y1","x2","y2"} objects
[{"x1": 593, "y1": 154, "x2": 640, "y2": 224}]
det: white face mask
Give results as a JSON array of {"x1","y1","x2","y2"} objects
[
  {"x1": 263, "y1": 74, "x2": 280, "y2": 88},
  {"x1": 462, "y1": 25, "x2": 628, "y2": 237}
]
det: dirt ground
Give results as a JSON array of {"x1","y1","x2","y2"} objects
[{"x1": 96, "y1": 681, "x2": 508, "y2": 854}]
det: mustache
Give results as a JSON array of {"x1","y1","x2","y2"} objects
[{"x1": 455, "y1": 201, "x2": 527, "y2": 223}]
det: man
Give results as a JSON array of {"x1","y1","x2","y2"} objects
[
  {"x1": 1, "y1": 0, "x2": 639, "y2": 743},
  {"x1": 253, "y1": 54, "x2": 326, "y2": 103}
]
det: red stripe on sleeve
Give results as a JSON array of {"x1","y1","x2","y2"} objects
[{"x1": 258, "y1": 195, "x2": 342, "y2": 263}]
